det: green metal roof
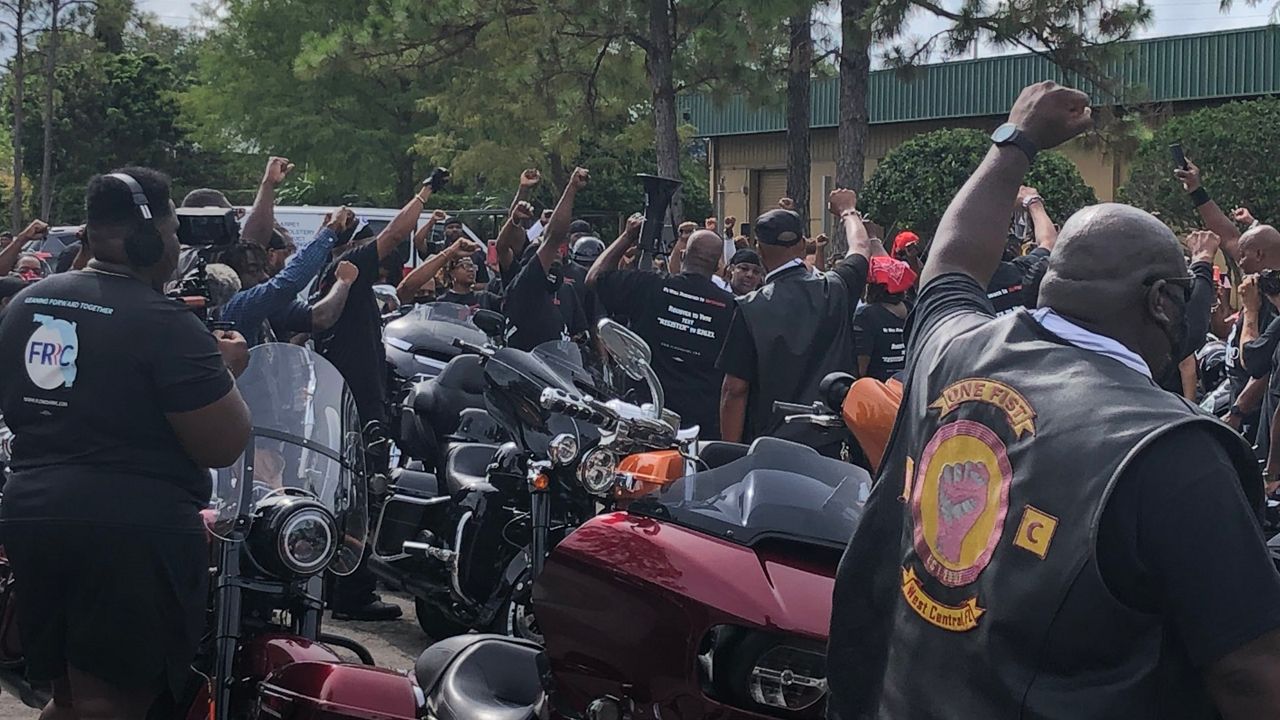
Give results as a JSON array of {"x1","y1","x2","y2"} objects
[{"x1": 681, "y1": 27, "x2": 1280, "y2": 136}]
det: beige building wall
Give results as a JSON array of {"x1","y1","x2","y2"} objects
[{"x1": 709, "y1": 117, "x2": 1122, "y2": 238}]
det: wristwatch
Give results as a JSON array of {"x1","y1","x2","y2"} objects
[
  {"x1": 1021, "y1": 195, "x2": 1044, "y2": 209},
  {"x1": 991, "y1": 123, "x2": 1038, "y2": 163}
]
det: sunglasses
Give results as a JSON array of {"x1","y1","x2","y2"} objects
[{"x1": 1143, "y1": 275, "x2": 1195, "y2": 303}]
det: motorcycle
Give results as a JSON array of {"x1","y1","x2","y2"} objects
[
  {"x1": 394, "y1": 307, "x2": 511, "y2": 472},
  {"x1": 411, "y1": 370, "x2": 898, "y2": 719},
  {"x1": 0, "y1": 343, "x2": 423, "y2": 719},
  {"x1": 371, "y1": 319, "x2": 696, "y2": 641}
]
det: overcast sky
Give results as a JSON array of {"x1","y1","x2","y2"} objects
[{"x1": 141, "y1": 0, "x2": 1274, "y2": 59}]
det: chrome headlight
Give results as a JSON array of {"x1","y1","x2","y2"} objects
[
  {"x1": 248, "y1": 494, "x2": 338, "y2": 578},
  {"x1": 548, "y1": 433, "x2": 579, "y2": 466},
  {"x1": 748, "y1": 645, "x2": 827, "y2": 711},
  {"x1": 698, "y1": 626, "x2": 828, "y2": 716},
  {"x1": 577, "y1": 448, "x2": 618, "y2": 496}
]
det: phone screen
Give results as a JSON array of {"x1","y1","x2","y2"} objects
[{"x1": 1170, "y1": 143, "x2": 1188, "y2": 170}]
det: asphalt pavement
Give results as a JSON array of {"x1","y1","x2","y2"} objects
[{"x1": 0, "y1": 592, "x2": 426, "y2": 718}]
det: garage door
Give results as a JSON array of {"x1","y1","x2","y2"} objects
[{"x1": 754, "y1": 170, "x2": 788, "y2": 226}]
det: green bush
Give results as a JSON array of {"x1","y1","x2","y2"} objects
[
  {"x1": 861, "y1": 128, "x2": 1098, "y2": 242},
  {"x1": 1120, "y1": 97, "x2": 1280, "y2": 230}
]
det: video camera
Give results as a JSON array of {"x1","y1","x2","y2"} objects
[{"x1": 177, "y1": 207, "x2": 240, "y2": 248}]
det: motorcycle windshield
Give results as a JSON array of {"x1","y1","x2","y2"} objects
[
  {"x1": 630, "y1": 440, "x2": 872, "y2": 549},
  {"x1": 385, "y1": 303, "x2": 487, "y2": 351},
  {"x1": 530, "y1": 339, "x2": 593, "y2": 391},
  {"x1": 208, "y1": 343, "x2": 367, "y2": 576}
]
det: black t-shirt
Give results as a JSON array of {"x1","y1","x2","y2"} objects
[
  {"x1": 472, "y1": 249, "x2": 492, "y2": 287},
  {"x1": 986, "y1": 247, "x2": 1050, "y2": 316},
  {"x1": 0, "y1": 271, "x2": 233, "y2": 531},
  {"x1": 908, "y1": 274, "x2": 1280, "y2": 666},
  {"x1": 437, "y1": 289, "x2": 501, "y2": 312},
  {"x1": 1242, "y1": 307, "x2": 1280, "y2": 457},
  {"x1": 595, "y1": 270, "x2": 734, "y2": 437},
  {"x1": 852, "y1": 302, "x2": 906, "y2": 381},
  {"x1": 562, "y1": 262, "x2": 604, "y2": 327},
  {"x1": 503, "y1": 258, "x2": 588, "y2": 351},
  {"x1": 315, "y1": 240, "x2": 386, "y2": 423}
]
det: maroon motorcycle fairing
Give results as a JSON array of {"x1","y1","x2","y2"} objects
[
  {"x1": 256, "y1": 661, "x2": 420, "y2": 720},
  {"x1": 534, "y1": 511, "x2": 835, "y2": 720}
]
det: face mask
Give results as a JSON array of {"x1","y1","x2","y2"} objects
[{"x1": 18, "y1": 269, "x2": 41, "y2": 282}]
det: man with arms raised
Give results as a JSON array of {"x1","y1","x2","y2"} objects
[{"x1": 828, "y1": 82, "x2": 1280, "y2": 719}]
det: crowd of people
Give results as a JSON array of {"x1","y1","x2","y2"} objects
[{"x1": 3, "y1": 77, "x2": 1280, "y2": 718}]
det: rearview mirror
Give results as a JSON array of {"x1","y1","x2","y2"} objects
[
  {"x1": 372, "y1": 284, "x2": 400, "y2": 311},
  {"x1": 473, "y1": 309, "x2": 507, "y2": 339},
  {"x1": 597, "y1": 319, "x2": 650, "y2": 380},
  {"x1": 597, "y1": 318, "x2": 663, "y2": 419}
]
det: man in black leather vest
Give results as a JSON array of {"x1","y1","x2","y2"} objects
[
  {"x1": 828, "y1": 81, "x2": 1280, "y2": 720},
  {"x1": 717, "y1": 201, "x2": 869, "y2": 449}
]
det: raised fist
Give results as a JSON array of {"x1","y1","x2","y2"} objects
[
  {"x1": 431, "y1": 209, "x2": 448, "y2": 223},
  {"x1": 450, "y1": 238, "x2": 481, "y2": 257},
  {"x1": 1184, "y1": 229, "x2": 1221, "y2": 264},
  {"x1": 335, "y1": 260, "x2": 359, "y2": 284},
  {"x1": 828, "y1": 188, "x2": 858, "y2": 216},
  {"x1": 724, "y1": 215, "x2": 737, "y2": 229},
  {"x1": 1007, "y1": 81, "x2": 1093, "y2": 151},
  {"x1": 520, "y1": 169, "x2": 541, "y2": 188},
  {"x1": 570, "y1": 167, "x2": 590, "y2": 191},
  {"x1": 18, "y1": 219, "x2": 48, "y2": 243},
  {"x1": 1017, "y1": 186, "x2": 1041, "y2": 204},
  {"x1": 263, "y1": 156, "x2": 294, "y2": 187},
  {"x1": 1233, "y1": 206, "x2": 1257, "y2": 225},
  {"x1": 779, "y1": 197, "x2": 797, "y2": 211},
  {"x1": 1241, "y1": 275, "x2": 1261, "y2": 311},
  {"x1": 815, "y1": 233, "x2": 829, "y2": 247},
  {"x1": 626, "y1": 212, "x2": 645, "y2": 236},
  {"x1": 512, "y1": 200, "x2": 534, "y2": 222},
  {"x1": 325, "y1": 207, "x2": 356, "y2": 233}
]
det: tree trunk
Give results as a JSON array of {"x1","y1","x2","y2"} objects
[
  {"x1": 836, "y1": 0, "x2": 872, "y2": 193},
  {"x1": 645, "y1": 0, "x2": 683, "y2": 224},
  {"x1": 394, "y1": 153, "x2": 416, "y2": 203},
  {"x1": 40, "y1": 0, "x2": 57, "y2": 220},
  {"x1": 786, "y1": 11, "x2": 812, "y2": 231},
  {"x1": 10, "y1": 0, "x2": 26, "y2": 232}
]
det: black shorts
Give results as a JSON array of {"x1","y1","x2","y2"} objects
[{"x1": 2, "y1": 522, "x2": 208, "y2": 697}]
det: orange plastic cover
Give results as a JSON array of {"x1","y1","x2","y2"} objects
[
  {"x1": 842, "y1": 377, "x2": 903, "y2": 474},
  {"x1": 614, "y1": 449, "x2": 684, "y2": 500}
]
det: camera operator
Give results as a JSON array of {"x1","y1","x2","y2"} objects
[
  {"x1": 219, "y1": 208, "x2": 358, "y2": 346},
  {"x1": 0, "y1": 167, "x2": 251, "y2": 719}
]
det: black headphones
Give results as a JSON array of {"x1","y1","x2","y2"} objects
[{"x1": 108, "y1": 172, "x2": 164, "y2": 266}]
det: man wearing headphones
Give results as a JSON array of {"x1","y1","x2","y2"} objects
[{"x1": 0, "y1": 167, "x2": 252, "y2": 719}]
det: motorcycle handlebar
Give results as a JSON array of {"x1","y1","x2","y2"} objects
[
  {"x1": 539, "y1": 388, "x2": 618, "y2": 428},
  {"x1": 773, "y1": 400, "x2": 822, "y2": 415},
  {"x1": 452, "y1": 337, "x2": 493, "y2": 357}
]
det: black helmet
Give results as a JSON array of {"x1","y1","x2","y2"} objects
[{"x1": 570, "y1": 236, "x2": 605, "y2": 267}]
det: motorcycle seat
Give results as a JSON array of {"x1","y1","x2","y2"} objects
[
  {"x1": 389, "y1": 467, "x2": 441, "y2": 499},
  {"x1": 696, "y1": 441, "x2": 749, "y2": 470},
  {"x1": 416, "y1": 634, "x2": 546, "y2": 720},
  {"x1": 444, "y1": 443, "x2": 500, "y2": 494}
]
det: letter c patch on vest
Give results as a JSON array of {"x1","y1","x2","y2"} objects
[{"x1": 1013, "y1": 505, "x2": 1058, "y2": 559}]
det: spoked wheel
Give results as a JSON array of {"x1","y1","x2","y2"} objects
[
  {"x1": 494, "y1": 573, "x2": 543, "y2": 644},
  {"x1": 414, "y1": 597, "x2": 470, "y2": 641}
]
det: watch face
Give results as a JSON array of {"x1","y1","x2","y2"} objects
[{"x1": 991, "y1": 123, "x2": 1018, "y2": 143}]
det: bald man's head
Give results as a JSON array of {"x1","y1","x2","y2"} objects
[
  {"x1": 683, "y1": 230, "x2": 724, "y2": 276},
  {"x1": 1038, "y1": 203, "x2": 1191, "y2": 378},
  {"x1": 1237, "y1": 224, "x2": 1280, "y2": 275}
]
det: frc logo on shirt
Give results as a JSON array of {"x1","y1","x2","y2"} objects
[{"x1": 25, "y1": 314, "x2": 79, "y2": 390}]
